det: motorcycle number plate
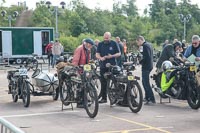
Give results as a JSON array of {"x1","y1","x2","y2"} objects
[
  {"x1": 128, "y1": 75, "x2": 134, "y2": 81},
  {"x1": 84, "y1": 64, "x2": 91, "y2": 71},
  {"x1": 190, "y1": 66, "x2": 196, "y2": 72},
  {"x1": 19, "y1": 68, "x2": 28, "y2": 76}
]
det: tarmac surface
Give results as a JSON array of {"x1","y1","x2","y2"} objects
[{"x1": 0, "y1": 64, "x2": 200, "y2": 133}]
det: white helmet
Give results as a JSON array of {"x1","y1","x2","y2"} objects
[{"x1": 161, "y1": 61, "x2": 173, "y2": 71}]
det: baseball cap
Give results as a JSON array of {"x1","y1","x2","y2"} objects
[{"x1": 84, "y1": 38, "x2": 95, "y2": 45}]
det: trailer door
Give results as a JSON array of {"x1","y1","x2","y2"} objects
[
  {"x1": 33, "y1": 31, "x2": 42, "y2": 56},
  {"x1": 2, "y1": 31, "x2": 12, "y2": 58}
]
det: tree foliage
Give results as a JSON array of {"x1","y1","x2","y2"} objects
[{"x1": 1, "y1": 0, "x2": 200, "y2": 51}]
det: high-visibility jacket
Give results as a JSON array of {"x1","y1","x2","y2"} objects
[{"x1": 161, "y1": 70, "x2": 175, "y2": 92}]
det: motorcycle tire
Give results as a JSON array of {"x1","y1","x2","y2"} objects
[
  {"x1": 22, "y1": 80, "x2": 30, "y2": 107},
  {"x1": 187, "y1": 82, "x2": 200, "y2": 109},
  {"x1": 108, "y1": 80, "x2": 117, "y2": 106},
  {"x1": 59, "y1": 81, "x2": 71, "y2": 106},
  {"x1": 127, "y1": 81, "x2": 143, "y2": 113},
  {"x1": 52, "y1": 87, "x2": 59, "y2": 100},
  {"x1": 84, "y1": 83, "x2": 99, "y2": 118}
]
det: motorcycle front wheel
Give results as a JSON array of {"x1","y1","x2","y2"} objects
[
  {"x1": 22, "y1": 80, "x2": 30, "y2": 107},
  {"x1": 127, "y1": 81, "x2": 143, "y2": 113},
  {"x1": 187, "y1": 81, "x2": 200, "y2": 109},
  {"x1": 84, "y1": 83, "x2": 99, "y2": 118}
]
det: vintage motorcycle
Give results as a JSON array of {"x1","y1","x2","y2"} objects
[
  {"x1": 104, "y1": 62, "x2": 143, "y2": 113},
  {"x1": 152, "y1": 61, "x2": 200, "y2": 109},
  {"x1": 7, "y1": 65, "x2": 31, "y2": 107},
  {"x1": 57, "y1": 63, "x2": 99, "y2": 118}
]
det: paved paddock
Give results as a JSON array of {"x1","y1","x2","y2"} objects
[{"x1": 0, "y1": 66, "x2": 200, "y2": 133}]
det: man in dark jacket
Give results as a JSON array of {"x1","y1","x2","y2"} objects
[
  {"x1": 96, "y1": 32, "x2": 121, "y2": 103},
  {"x1": 136, "y1": 36, "x2": 155, "y2": 104}
]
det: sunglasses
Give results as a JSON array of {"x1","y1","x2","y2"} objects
[{"x1": 192, "y1": 42, "x2": 199, "y2": 45}]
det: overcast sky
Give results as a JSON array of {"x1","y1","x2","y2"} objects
[{"x1": 1, "y1": 0, "x2": 200, "y2": 15}]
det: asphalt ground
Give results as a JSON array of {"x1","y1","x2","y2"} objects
[{"x1": 0, "y1": 64, "x2": 200, "y2": 133}]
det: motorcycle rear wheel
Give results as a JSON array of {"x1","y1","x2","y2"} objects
[{"x1": 59, "y1": 81, "x2": 71, "y2": 106}]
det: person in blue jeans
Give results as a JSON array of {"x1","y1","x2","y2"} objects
[{"x1": 136, "y1": 36, "x2": 155, "y2": 104}]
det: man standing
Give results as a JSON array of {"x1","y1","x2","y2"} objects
[
  {"x1": 52, "y1": 40, "x2": 63, "y2": 68},
  {"x1": 115, "y1": 37, "x2": 124, "y2": 67},
  {"x1": 72, "y1": 38, "x2": 95, "y2": 108},
  {"x1": 184, "y1": 35, "x2": 200, "y2": 59},
  {"x1": 91, "y1": 39, "x2": 100, "y2": 60},
  {"x1": 136, "y1": 36, "x2": 155, "y2": 104},
  {"x1": 45, "y1": 41, "x2": 54, "y2": 67},
  {"x1": 96, "y1": 32, "x2": 121, "y2": 103}
]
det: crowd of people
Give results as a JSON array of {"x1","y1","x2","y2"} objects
[{"x1": 47, "y1": 32, "x2": 200, "y2": 107}]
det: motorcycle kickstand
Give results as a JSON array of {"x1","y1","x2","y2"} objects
[
  {"x1": 160, "y1": 97, "x2": 171, "y2": 104},
  {"x1": 61, "y1": 103, "x2": 74, "y2": 111}
]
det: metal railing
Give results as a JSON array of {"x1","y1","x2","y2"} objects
[{"x1": 0, "y1": 117, "x2": 25, "y2": 133}]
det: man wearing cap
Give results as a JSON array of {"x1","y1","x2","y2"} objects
[
  {"x1": 72, "y1": 38, "x2": 94, "y2": 66},
  {"x1": 72, "y1": 38, "x2": 94, "y2": 108}
]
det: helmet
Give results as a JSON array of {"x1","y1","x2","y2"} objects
[
  {"x1": 161, "y1": 61, "x2": 173, "y2": 71},
  {"x1": 111, "y1": 66, "x2": 122, "y2": 75}
]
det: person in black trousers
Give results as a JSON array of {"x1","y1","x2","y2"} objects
[
  {"x1": 96, "y1": 32, "x2": 121, "y2": 103},
  {"x1": 136, "y1": 36, "x2": 155, "y2": 104}
]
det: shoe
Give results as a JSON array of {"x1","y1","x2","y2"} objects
[
  {"x1": 143, "y1": 98, "x2": 148, "y2": 103},
  {"x1": 99, "y1": 99, "x2": 107, "y2": 104},
  {"x1": 77, "y1": 103, "x2": 84, "y2": 108},
  {"x1": 144, "y1": 100, "x2": 156, "y2": 105}
]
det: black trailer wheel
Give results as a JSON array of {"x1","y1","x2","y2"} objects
[
  {"x1": 187, "y1": 82, "x2": 200, "y2": 109},
  {"x1": 16, "y1": 58, "x2": 23, "y2": 64},
  {"x1": 52, "y1": 87, "x2": 59, "y2": 100},
  {"x1": 59, "y1": 81, "x2": 71, "y2": 106},
  {"x1": 127, "y1": 82, "x2": 143, "y2": 113},
  {"x1": 84, "y1": 83, "x2": 99, "y2": 118},
  {"x1": 22, "y1": 80, "x2": 30, "y2": 107}
]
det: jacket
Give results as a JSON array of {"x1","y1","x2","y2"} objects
[
  {"x1": 52, "y1": 43, "x2": 63, "y2": 55},
  {"x1": 140, "y1": 42, "x2": 153, "y2": 71},
  {"x1": 72, "y1": 44, "x2": 90, "y2": 66},
  {"x1": 156, "y1": 44, "x2": 175, "y2": 69},
  {"x1": 184, "y1": 45, "x2": 200, "y2": 58}
]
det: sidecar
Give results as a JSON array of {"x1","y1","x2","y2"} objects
[{"x1": 31, "y1": 69, "x2": 59, "y2": 100}]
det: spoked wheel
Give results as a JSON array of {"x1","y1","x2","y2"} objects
[
  {"x1": 52, "y1": 87, "x2": 59, "y2": 100},
  {"x1": 22, "y1": 80, "x2": 30, "y2": 107},
  {"x1": 127, "y1": 82, "x2": 143, "y2": 113},
  {"x1": 84, "y1": 83, "x2": 99, "y2": 118},
  {"x1": 11, "y1": 85, "x2": 18, "y2": 102},
  {"x1": 187, "y1": 82, "x2": 200, "y2": 109},
  {"x1": 59, "y1": 81, "x2": 71, "y2": 106},
  {"x1": 108, "y1": 80, "x2": 117, "y2": 106},
  {"x1": 92, "y1": 75, "x2": 101, "y2": 99}
]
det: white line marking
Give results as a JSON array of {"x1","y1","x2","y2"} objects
[{"x1": 1, "y1": 110, "x2": 80, "y2": 118}]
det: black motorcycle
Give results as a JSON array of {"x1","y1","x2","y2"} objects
[
  {"x1": 152, "y1": 62, "x2": 200, "y2": 109},
  {"x1": 104, "y1": 62, "x2": 143, "y2": 113},
  {"x1": 58, "y1": 63, "x2": 99, "y2": 118}
]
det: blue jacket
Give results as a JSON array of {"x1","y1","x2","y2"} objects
[{"x1": 184, "y1": 45, "x2": 200, "y2": 58}]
